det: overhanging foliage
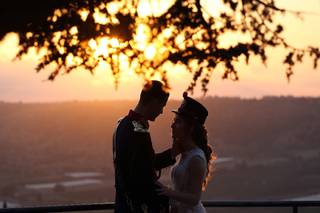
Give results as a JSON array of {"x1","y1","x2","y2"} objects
[{"x1": 1, "y1": 0, "x2": 319, "y2": 93}]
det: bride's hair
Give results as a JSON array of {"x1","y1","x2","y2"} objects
[{"x1": 192, "y1": 122, "x2": 215, "y2": 190}]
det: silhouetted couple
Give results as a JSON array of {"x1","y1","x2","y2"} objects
[{"x1": 113, "y1": 80, "x2": 214, "y2": 213}]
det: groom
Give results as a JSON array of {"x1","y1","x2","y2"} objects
[{"x1": 113, "y1": 80, "x2": 178, "y2": 213}]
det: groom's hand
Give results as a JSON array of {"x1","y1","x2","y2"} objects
[{"x1": 171, "y1": 137, "x2": 181, "y2": 158}]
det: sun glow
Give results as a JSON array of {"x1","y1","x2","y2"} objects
[
  {"x1": 88, "y1": 37, "x2": 122, "y2": 59},
  {"x1": 97, "y1": 37, "x2": 109, "y2": 57},
  {"x1": 107, "y1": 1, "x2": 122, "y2": 15},
  {"x1": 79, "y1": 9, "x2": 89, "y2": 21},
  {"x1": 66, "y1": 53, "x2": 83, "y2": 66},
  {"x1": 133, "y1": 23, "x2": 152, "y2": 51},
  {"x1": 93, "y1": 9, "x2": 109, "y2": 24},
  {"x1": 2, "y1": 0, "x2": 232, "y2": 85},
  {"x1": 145, "y1": 44, "x2": 157, "y2": 60},
  {"x1": 60, "y1": 0, "x2": 229, "y2": 75},
  {"x1": 201, "y1": 0, "x2": 226, "y2": 18},
  {"x1": 137, "y1": 0, "x2": 174, "y2": 17}
]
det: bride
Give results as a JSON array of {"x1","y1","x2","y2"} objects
[{"x1": 158, "y1": 92, "x2": 214, "y2": 213}]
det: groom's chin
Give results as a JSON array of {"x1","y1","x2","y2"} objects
[{"x1": 150, "y1": 117, "x2": 156, "y2": 122}]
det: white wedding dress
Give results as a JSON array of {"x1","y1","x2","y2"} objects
[{"x1": 171, "y1": 147, "x2": 207, "y2": 213}]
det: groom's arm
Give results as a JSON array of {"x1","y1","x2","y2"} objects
[
  {"x1": 127, "y1": 132, "x2": 156, "y2": 187},
  {"x1": 154, "y1": 149, "x2": 176, "y2": 170},
  {"x1": 129, "y1": 139, "x2": 170, "y2": 209}
]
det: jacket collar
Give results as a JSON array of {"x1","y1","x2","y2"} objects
[{"x1": 128, "y1": 110, "x2": 149, "y2": 129}]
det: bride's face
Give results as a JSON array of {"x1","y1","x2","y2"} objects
[{"x1": 171, "y1": 114, "x2": 192, "y2": 142}]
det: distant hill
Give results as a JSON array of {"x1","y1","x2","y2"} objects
[
  {"x1": 1, "y1": 97, "x2": 320, "y2": 175},
  {"x1": 1, "y1": 97, "x2": 320, "y2": 205}
]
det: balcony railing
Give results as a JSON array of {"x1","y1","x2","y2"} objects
[{"x1": 1, "y1": 200, "x2": 320, "y2": 213}]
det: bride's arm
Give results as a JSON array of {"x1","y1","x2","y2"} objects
[{"x1": 158, "y1": 156, "x2": 206, "y2": 206}]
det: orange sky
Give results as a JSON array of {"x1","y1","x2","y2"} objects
[{"x1": 0, "y1": 0, "x2": 319, "y2": 102}]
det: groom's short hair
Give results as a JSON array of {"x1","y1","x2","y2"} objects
[{"x1": 139, "y1": 80, "x2": 169, "y2": 104}]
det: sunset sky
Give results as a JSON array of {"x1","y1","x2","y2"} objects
[{"x1": 0, "y1": 0, "x2": 319, "y2": 102}]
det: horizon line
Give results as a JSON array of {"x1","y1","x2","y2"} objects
[{"x1": 1, "y1": 95, "x2": 320, "y2": 104}]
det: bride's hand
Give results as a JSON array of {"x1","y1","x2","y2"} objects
[{"x1": 156, "y1": 181, "x2": 174, "y2": 197}]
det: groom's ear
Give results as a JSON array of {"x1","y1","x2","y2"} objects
[{"x1": 147, "y1": 98, "x2": 158, "y2": 109}]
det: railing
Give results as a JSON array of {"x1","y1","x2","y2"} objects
[{"x1": 1, "y1": 200, "x2": 320, "y2": 213}]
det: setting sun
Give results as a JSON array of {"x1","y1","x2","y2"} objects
[{"x1": 0, "y1": 0, "x2": 319, "y2": 102}]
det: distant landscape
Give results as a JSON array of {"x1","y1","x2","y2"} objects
[{"x1": 1, "y1": 97, "x2": 320, "y2": 212}]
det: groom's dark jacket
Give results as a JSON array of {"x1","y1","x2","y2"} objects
[{"x1": 113, "y1": 110, "x2": 176, "y2": 213}]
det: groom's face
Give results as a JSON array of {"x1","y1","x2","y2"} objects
[{"x1": 147, "y1": 98, "x2": 167, "y2": 121}]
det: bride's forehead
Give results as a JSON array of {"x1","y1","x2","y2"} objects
[{"x1": 173, "y1": 114, "x2": 184, "y2": 122}]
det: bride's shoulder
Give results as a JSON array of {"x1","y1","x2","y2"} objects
[
  {"x1": 189, "y1": 147, "x2": 206, "y2": 160},
  {"x1": 187, "y1": 149, "x2": 206, "y2": 166},
  {"x1": 187, "y1": 154, "x2": 207, "y2": 174}
]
